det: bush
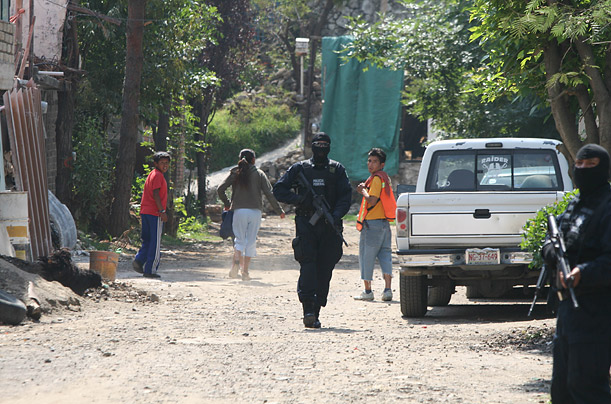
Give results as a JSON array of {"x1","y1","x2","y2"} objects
[
  {"x1": 71, "y1": 117, "x2": 113, "y2": 230},
  {"x1": 520, "y1": 190, "x2": 577, "y2": 269},
  {"x1": 207, "y1": 98, "x2": 300, "y2": 171}
]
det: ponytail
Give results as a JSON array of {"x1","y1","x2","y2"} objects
[{"x1": 234, "y1": 149, "x2": 255, "y2": 187}]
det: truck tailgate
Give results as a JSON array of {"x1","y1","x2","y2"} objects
[{"x1": 406, "y1": 191, "x2": 561, "y2": 247}]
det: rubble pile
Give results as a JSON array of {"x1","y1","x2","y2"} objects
[{"x1": 84, "y1": 281, "x2": 159, "y2": 304}]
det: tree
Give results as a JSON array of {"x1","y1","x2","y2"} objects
[
  {"x1": 56, "y1": 10, "x2": 81, "y2": 204},
  {"x1": 469, "y1": 0, "x2": 611, "y2": 160},
  {"x1": 344, "y1": 0, "x2": 560, "y2": 139},
  {"x1": 252, "y1": 0, "x2": 346, "y2": 150},
  {"x1": 193, "y1": 0, "x2": 256, "y2": 218},
  {"x1": 72, "y1": 0, "x2": 219, "y2": 234},
  {"x1": 108, "y1": 0, "x2": 147, "y2": 237},
  {"x1": 252, "y1": 0, "x2": 331, "y2": 89}
]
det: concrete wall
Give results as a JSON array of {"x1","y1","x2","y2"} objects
[
  {"x1": 0, "y1": 20, "x2": 14, "y2": 90},
  {"x1": 19, "y1": 0, "x2": 68, "y2": 63}
]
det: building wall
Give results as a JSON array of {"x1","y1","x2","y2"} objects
[
  {"x1": 17, "y1": 0, "x2": 68, "y2": 63},
  {"x1": 0, "y1": 20, "x2": 14, "y2": 90}
]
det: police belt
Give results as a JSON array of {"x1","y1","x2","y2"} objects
[{"x1": 295, "y1": 207, "x2": 315, "y2": 217}]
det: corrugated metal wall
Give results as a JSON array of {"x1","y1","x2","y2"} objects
[{"x1": 3, "y1": 83, "x2": 52, "y2": 259}]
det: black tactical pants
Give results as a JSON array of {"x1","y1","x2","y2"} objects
[
  {"x1": 551, "y1": 333, "x2": 611, "y2": 403},
  {"x1": 293, "y1": 216, "x2": 343, "y2": 308}
]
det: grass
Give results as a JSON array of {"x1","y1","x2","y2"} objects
[{"x1": 343, "y1": 214, "x2": 357, "y2": 222}]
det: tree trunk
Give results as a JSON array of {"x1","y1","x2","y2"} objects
[
  {"x1": 279, "y1": 24, "x2": 299, "y2": 88},
  {"x1": 195, "y1": 96, "x2": 214, "y2": 218},
  {"x1": 55, "y1": 79, "x2": 76, "y2": 204},
  {"x1": 154, "y1": 102, "x2": 170, "y2": 152},
  {"x1": 544, "y1": 40, "x2": 582, "y2": 159},
  {"x1": 573, "y1": 38, "x2": 611, "y2": 153},
  {"x1": 108, "y1": 0, "x2": 147, "y2": 237},
  {"x1": 55, "y1": 11, "x2": 80, "y2": 205},
  {"x1": 303, "y1": 0, "x2": 335, "y2": 155}
]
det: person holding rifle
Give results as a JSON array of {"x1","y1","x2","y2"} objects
[
  {"x1": 541, "y1": 144, "x2": 611, "y2": 403},
  {"x1": 273, "y1": 132, "x2": 352, "y2": 329}
]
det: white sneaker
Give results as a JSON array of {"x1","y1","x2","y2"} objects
[
  {"x1": 354, "y1": 291, "x2": 374, "y2": 301},
  {"x1": 382, "y1": 289, "x2": 393, "y2": 301}
]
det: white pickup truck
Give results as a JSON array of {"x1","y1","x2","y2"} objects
[{"x1": 395, "y1": 138, "x2": 573, "y2": 317}]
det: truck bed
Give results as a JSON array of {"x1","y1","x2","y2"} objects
[{"x1": 396, "y1": 191, "x2": 562, "y2": 250}]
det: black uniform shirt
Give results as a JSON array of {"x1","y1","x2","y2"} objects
[
  {"x1": 273, "y1": 158, "x2": 352, "y2": 224},
  {"x1": 556, "y1": 184, "x2": 611, "y2": 343}
]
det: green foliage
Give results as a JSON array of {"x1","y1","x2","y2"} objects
[
  {"x1": 71, "y1": 116, "x2": 114, "y2": 229},
  {"x1": 140, "y1": 0, "x2": 220, "y2": 113},
  {"x1": 178, "y1": 217, "x2": 208, "y2": 238},
  {"x1": 76, "y1": 1, "x2": 127, "y2": 120},
  {"x1": 344, "y1": 0, "x2": 558, "y2": 139},
  {"x1": 131, "y1": 167, "x2": 152, "y2": 215},
  {"x1": 207, "y1": 97, "x2": 300, "y2": 171},
  {"x1": 468, "y1": 0, "x2": 611, "y2": 102},
  {"x1": 75, "y1": 0, "x2": 220, "y2": 129},
  {"x1": 520, "y1": 190, "x2": 577, "y2": 269}
]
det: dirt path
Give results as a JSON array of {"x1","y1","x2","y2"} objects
[{"x1": 0, "y1": 216, "x2": 555, "y2": 404}]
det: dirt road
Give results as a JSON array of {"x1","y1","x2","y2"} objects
[{"x1": 0, "y1": 216, "x2": 554, "y2": 404}]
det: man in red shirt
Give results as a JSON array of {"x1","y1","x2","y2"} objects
[{"x1": 132, "y1": 151, "x2": 170, "y2": 278}]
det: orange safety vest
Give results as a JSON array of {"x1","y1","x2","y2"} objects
[{"x1": 356, "y1": 171, "x2": 396, "y2": 231}]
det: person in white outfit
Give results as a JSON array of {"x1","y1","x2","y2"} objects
[{"x1": 218, "y1": 149, "x2": 285, "y2": 280}]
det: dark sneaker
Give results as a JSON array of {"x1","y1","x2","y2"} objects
[
  {"x1": 143, "y1": 272, "x2": 160, "y2": 278},
  {"x1": 132, "y1": 260, "x2": 144, "y2": 274},
  {"x1": 303, "y1": 313, "x2": 321, "y2": 328}
]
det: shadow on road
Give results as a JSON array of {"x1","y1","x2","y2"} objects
[{"x1": 402, "y1": 303, "x2": 555, "y2": 324}]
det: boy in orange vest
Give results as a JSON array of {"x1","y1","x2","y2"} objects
[{"x1": 354, "y1": 148, "x2": 396, "y2": 301}]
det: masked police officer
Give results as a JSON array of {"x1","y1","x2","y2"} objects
[
  {"x1": 542, "y1": 144, "x2": 611, "y2": 403},
  {"x1": 273, "y1": 132, "x2": 352, "y2": 328}
]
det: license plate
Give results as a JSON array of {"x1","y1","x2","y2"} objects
[{"x1": 466, "y1": 248, "x2": 500, "y2": 265}]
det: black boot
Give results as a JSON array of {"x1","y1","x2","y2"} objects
[{"x1": 302, "y1": 301, "x2": 321, "y2": 329}]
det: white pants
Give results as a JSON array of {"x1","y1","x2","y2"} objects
[{"x1": 232, "y1": 208, "x2": 262, "y2": 257}]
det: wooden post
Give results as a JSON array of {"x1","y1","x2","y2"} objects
[{"x1": 14, "y1": 0, "x2": 23, "y2": 70}]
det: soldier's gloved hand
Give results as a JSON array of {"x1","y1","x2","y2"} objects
[{"x1": 541, "y1": 242, "x2": 557, "y2": 269}]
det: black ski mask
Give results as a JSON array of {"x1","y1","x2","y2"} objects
[
  {"x1": 573, "y1": 144, "x2": 610, "y2": 196},
  {"x1": 311, "y1": 132, "x2": 331, "y2": 166}
]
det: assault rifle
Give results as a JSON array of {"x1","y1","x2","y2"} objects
[
  {"x1": 547, "y1": 214, "x2": 579, "y2": 310},
  {"x1": 297, "y1": 171, "x2": 348, "y2": 246}
]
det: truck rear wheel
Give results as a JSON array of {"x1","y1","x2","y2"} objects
[
  {"x1": 428, "y1": 281, "x2": 454, "y2": 306},
  {"x1": 400, "y1": 273, "x2": 428, "y2": 317}
]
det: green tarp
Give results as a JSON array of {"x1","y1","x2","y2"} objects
[{"x1": 321, "y1": 36, "x2": 404, "y2": 181}]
